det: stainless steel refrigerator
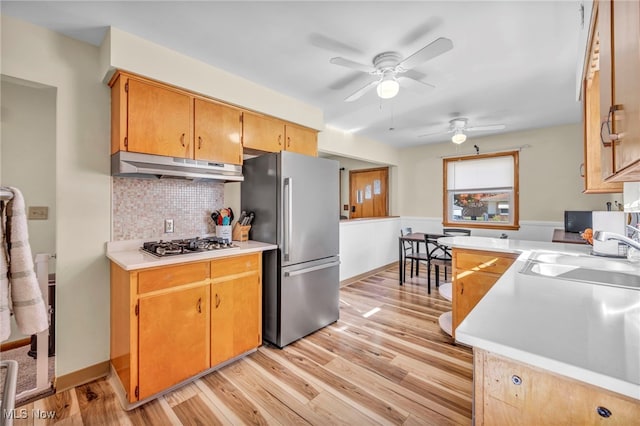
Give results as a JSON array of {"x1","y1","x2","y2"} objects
[{"x1": 241, "y1": 151, "x2": 340, "y2": 348}]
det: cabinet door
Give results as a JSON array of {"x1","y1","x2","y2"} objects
[
  {"x1": 138, "y1": 285, "x2": 209, "y2": 400},
  {"x1": 452, "y1": 270, "x2": 500, "y2": 338},
  {"x1": 611, "y1": 0, "x2": 640, "y2": 173},
  {"x1": 583, "y1": 72, "x2": 623, "y2": 193},
  {"x1": 211, "y1": 275, "x2": 260, "y2": 366},
  {"x1": 126, "y1": 77, "x2": 192, "y2": 158},
  {"x1": 599, "y1": 0, "x2": 617, "y2": 178},
  {"x1": 194, "y1": 98, "x2": 243, "y2": 165},
  {"x1": 242, "y1": 112, "x2": 284, "y2": 152},
  {"x1": 284, "y1": 124, "x2": 317, "y2": 156}
]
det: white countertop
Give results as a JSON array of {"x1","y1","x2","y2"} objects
[
  {"x1": 442, "y1": 236, "x2": 640, "y2": 400},
  {"x1": 106, "y1": 239, "x2": 277, "y2": 271}
]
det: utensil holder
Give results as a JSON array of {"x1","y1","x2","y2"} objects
[
  {"x1": 216, "y1": 225, "x2": 232, "y2": 242},
  {"x1": 232, "y1": 223, "x2": 251, "y2": 242}
]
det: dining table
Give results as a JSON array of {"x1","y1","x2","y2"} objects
[{"x1": 398, "y1": 232, "x2": 445, "y2": 284}]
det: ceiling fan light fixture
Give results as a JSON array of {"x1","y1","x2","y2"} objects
[
  {"x1": 451, "y1": 129, "x2": 467, "y2": 144},
  {"x1": 376, "y1": 75, "x2": 399, "y2": 99}
]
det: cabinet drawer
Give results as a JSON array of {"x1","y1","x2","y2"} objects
[
  {"x1": 138, "y1": 262, "x2": 210, "y2": 294},
  {"x1": 211, "y1": 253, "x2": 259, "y2": 279},
  {"x1": 455, "y1": 250, "x2": 516, "y2": 274}
]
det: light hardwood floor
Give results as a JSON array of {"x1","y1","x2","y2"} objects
[{"x1": 13, "y1": 264, "x2": 473, "y2": 425}]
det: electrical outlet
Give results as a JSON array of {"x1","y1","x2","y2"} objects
[{"x1": 164, "y1": 219, "x2": 174, "y2": 233}]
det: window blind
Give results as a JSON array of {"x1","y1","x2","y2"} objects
[{"x1": 447, "y1": 156, "x2": 514, "y2": 190}]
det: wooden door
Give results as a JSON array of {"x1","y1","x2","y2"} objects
[
  {"x1": 284, "y1": 124, "x2": 317, "y2": 156},
  {"x1": 211, "y1": 275, "x2": 260, "y2": 366},
  {"x1": 127, "y1": 77, "x2": 192, "y2": 158},
  {"x1": 138, "y1": 285, "x2": 209, "y2": 400},
  {"x1": 194, "y1": 98, "x2": 243, "y2": 165},
  {"x1": 242, "y1": 112, "x2": 284, "y2": 152},
  {"x1": 349, "y1": 167, "x2": 388, "y2": 219}
]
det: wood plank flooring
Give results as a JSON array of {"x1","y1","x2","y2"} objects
[{"x1": 12, "y1": 263, "x2": 473, "y2": 425}]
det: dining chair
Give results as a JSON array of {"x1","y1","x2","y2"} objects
[
  {"x1": 424, "y1": 235, "x2": 453, "y2": 294},
  {"x1": 401, "y1": 227, "x2": 424, "y2": 281}
]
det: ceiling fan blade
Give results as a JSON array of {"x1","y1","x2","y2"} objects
[
  {"x1": 398, "y1": 69, "x2": 436, "y2": 89},
  {"x1": 417, "y1": 129, "x2": 451, "y2": 138},
  {"x1": 330, "y1": 57, "x2": 375, "y2": 73},
  {"x1": 466, "y1": 124, "x2": 506, "y2": 131},
  {"x1": 398, "y1": 37, "x2": 454, "y2": 70},
  {"x1": 344, "y1": 79, "x2": 379, "y2": 102}
]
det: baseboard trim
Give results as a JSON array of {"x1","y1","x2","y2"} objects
[
  {"x1": 340, "y1": 262, "x2": 396, "y2": 287},
  {"x1": 54, "y1": 360, "x2": 110, "y2": 393},
  {"x1": 1, "y1": 337, "x2": 31, "y2": 352}
]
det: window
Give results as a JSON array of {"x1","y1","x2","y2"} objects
[{"x1": 443, "y1": 151, "x2": 519, "y2": 230}]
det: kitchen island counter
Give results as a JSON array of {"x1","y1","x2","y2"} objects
[
  {"x1": 441, "y1": 236, "x2": 640, "y2": 400},
  {"x1": 107, "y1": 239, "x2": 277, "y2": 271}
]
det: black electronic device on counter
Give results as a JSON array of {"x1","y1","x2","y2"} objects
[{"x1": 564, "y1": 211, "x2": 592, "y2": 233}]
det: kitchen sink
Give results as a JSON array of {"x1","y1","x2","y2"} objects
[{"x1": 520, "y1": 252, "x2": 640, "y2": 290}]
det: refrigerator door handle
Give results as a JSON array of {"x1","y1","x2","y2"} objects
[
  {"x1": 283, "y1": 177, "x2": 292, "y2": 261},
  {"x1": 284, "y1": 260, "x2": 341, "y2": 277}
]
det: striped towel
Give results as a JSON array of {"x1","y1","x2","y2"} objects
[
  {"x1": 0, "y1": 201, "x2": 9, "y2": 341},
  {"x1": 0, "y1": 187, "x2": 48, "y2": 342}
]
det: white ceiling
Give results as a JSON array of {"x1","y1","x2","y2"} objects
[{"x1": 1, "y1": 1, "x2": 584, "y2": 148}]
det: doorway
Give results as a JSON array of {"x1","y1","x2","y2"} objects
[{"x1": 349, "y1": 167, "x2": 389, "y2": 219}]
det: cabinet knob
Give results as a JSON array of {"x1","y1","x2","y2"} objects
[
  {"x1": 511, "y1": 375, "x2": 522, "y2": 385},
  {"x1": 596, "y1": 406, "x2": 612, "y2": 418}
]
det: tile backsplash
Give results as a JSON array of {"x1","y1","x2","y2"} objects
[{"x1": 112, "y1": 177, "x2": 224, "y2": 240}]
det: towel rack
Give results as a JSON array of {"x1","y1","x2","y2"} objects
[{"x1": 0, "y1": 187, "x2": 13, "y2": 201}]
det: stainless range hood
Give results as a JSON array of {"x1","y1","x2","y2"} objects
[{"x1": 111, "y1": 151, "x2": 244, "y2": 182}]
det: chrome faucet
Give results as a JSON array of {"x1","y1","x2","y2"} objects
[{"x1": 593, "y1": 230, "x2": 640, "y2": 251}]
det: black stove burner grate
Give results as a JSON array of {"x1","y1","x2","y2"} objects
[{"x1": 141, "y1": 237, "x2": 238, "y2": 257}]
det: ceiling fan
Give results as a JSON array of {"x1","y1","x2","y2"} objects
[
  {"x1": 418, "y1": 118, "x2": 506, "y2": 144},
  {"x1": 329, "y1": 37, "x2": 454, "y2": 102}
]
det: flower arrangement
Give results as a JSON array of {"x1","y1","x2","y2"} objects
[{"x1": 581, "y1": 228, "x2": 593, "y2": 245}]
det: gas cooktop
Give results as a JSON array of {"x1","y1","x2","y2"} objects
[{"x1": 141, "y1": 237, "x2": 238, "y2": 257}]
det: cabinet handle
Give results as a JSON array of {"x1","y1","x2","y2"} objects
[
  {"x1": 579, "y1": 163, "x2": 585, "y2": 178},
  {"x1": 287, "y1": 136, "x2": 291, "y2": 148},
  {"x1": 215, "y1": 293, "x2": 220, "y2": 308},
  {"x1": 278, "y1": 134, "x2": 282, "y2": 146},
  {"x1": 197, "y1": 297, "x2": 202, "y2": 313},
  {"x1": 460, "y1": 282, "x2": 464, "y2": 295},
  {"x1": 596, "y1": 406, "x2": 612, "y2": 418},
  {"x1": 198, "y1": 136, "x2": 202, "y2": 149},
  {"x1": 601, "y1": 105, "x2": 624, "y2": 146},
  {"x1": 180, "y1": 133, "x2": 186, "y2": 147}
]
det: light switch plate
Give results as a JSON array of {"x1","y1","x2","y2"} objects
[{"x1": 28, "y1": 206, "x2": 48, "y2": 220}]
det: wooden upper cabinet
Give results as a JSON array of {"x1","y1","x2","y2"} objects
[
  {"x1": 194, "y1": 98, "x2": 243, "y2": 164},
  {"x1": 114, "y1": 75, "x2": 192, "y2": 158},
  {"x1": 610, "y1": 0, "x2": 640, "y2": 177},
  {"x1": 583, "y1": 72, "x2": 623, "y2": 193},
  {"x1": 242, "y1": 112, "x2": 285, "y2": 152},
  {"x1": 284, "y1": 124, "x2": 318, "y2": 156}
]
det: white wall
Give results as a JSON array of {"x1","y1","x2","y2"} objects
[
  {"x1": 1, "y1": 78, "x2": 57, "y2": 342},
  {"x1": 397, "y1": 124, "x2": 617, "y2": 222},
  {"x1": 2, "y1": 15, "x2": 111, "y2": 376}
]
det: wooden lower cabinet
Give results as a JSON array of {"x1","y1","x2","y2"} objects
[
  {"x1": 110, "y1": 252, "x2": 262, "y2": 406},
  {"x1": 138, "y1": 284, "x2": 209, "y2": 400},
  {"x1": 452, "y1": 249, "x2": 517, "y2": 338},
  {"x1": 474, "y1": 349, "x2": 640, "y2": 425},
  {"x1": 210, "y1": 253, "x2": 262, "y2": 366}
]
